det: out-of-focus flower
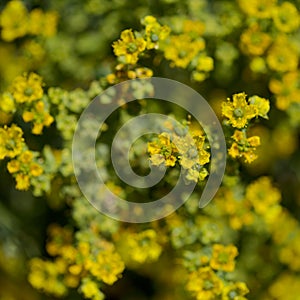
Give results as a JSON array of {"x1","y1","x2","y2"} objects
[
  {"x1": 237, "y1": 0, "x2": 277, "y2": 18},
  {"x1": 267, "y1": 36, "x2": 298, "y2": 72},
  {"x1": 0, "y1": 0, "x2": 28, "y2": 41},
  {"x1": 272, "y1": 2, "x2": 299, "y2": 33},
  {"x1": 164, "y1": 34, "x2": 205, "y2": 68},
  {"x1": 210, "y1": 244, "x2": 238, "y2": 272},
  {"x1": 222, "y1": 282, "x2": 249, "y2": 300},
  {"x1": 240, "y1": 24, "x2": 271, "y2": 56},
  {"x1": 186, "y1": 266, "x2": 223, "y2": 300},
  {"x1": 0, "y1": 124, "x2": 24, "y2": 159}
]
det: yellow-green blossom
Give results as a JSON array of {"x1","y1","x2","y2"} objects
[
  {"x1": 10, "y1": 73, "x2": 43, "y2": 103},
  {"x1": 272, "y1": 2, "x2": 299, "y2": 33},
  {"x1": 0, "y1": 124, "x2": 24, "y2": 159},
  {"x1": 164, "y1": 34, "x2": 205, "y2": 68},
  {"x1": 228, "y1": 130, "x2": 261, "y2": 163},
  {"x1": 22, "y1": 100, "x2": 54, "y2": 135},
  {"x1": 240, "y1": 24, "x2": 271, "y2": 56},
  {"x1": 267, "y1": 36, "x2": 298, "y2": 72},
  {"x1": 88, "y1": 250, "x2": 124, "y2": 285},
  {"x1": 142, "y1": 15, "x2": 170, "y2": 49},
  {"x1": 238, "y1": 0, "x2": 277, "y2": 18},
  {"x1": 186, "y1": 266, "x2": 223, "y2": 300},
  {"x1": 246, "y1": 177, "x2": 281, "y2": 215},
  {"x1": 0, "y1": 0, "x2": 28, "y2": 41},
  {"x1": 210, "y1": 244, "x2": 238, "y2": 272},
  {"x1": 222, "y1": 282, "x2": 249, "y2": 300},
  {"x1": 80, "y1": 279, "x2": 104, "y2": 300},
  {"x1": 222, "y1": 93, "x2": 257, "y2": 128},
  {"x1": 112, "y1": 29, "x2": 146, "y2": 64},
  {"x1": 28, "y1": 9, "x2": 58, "y2": 37},
  {"x1": 0, "y1": 92, "x2": 16, "y2": 114},
  {"x1": 121, "y1": 229, "x2": 162, "y2": 264}
]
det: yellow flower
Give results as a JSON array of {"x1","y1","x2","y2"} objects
[
  {"x1": 183, "y1": 20, "x2": 205, "y2": 36},
  {"x1": 125, "y1": 229, "x2": 162, "y2": 264},
  {"x1": 192, "y1": 71, "x2": 207, "y2": 82},
  {"x1": 269, "y1": 72, "x2": 300, "y2": 110},
  {"x1": 165, "y1": 155, "x2": 177, "y2": 166},
  {"x1": 249, "y1": 95, "x2": 270, "y2": 118},
  {"x1": 142, "y1": 15, "x2": 170, "y2": 49},
  {"x1": 135, "y1": 67, "x2": 153, "y2": 78},
  {"x1": 46, "y1": 225, "x2": 73, "y2": 256},
  {"x1": 23, "y1": 40, "x2": 45, "y2": 61},
  {"x1": 19, "y1": 150, "x2": 33, "y2": 163},
  {"x1": 28, "y1": 258, "x2": 68, "y2": 297},
  {"x1": 43, "y1": 12, "x2": 59, "y2": 37},
  {"x1": 237, "y1": 0, "x2": 277, "y2": 18},
  {"x1": 10, "y1": 73, "x2": 43, "y2": 103},
  {"x1": 22, "y1": 111, "x2": 35, "y2": 122},
  {"x1": 240, "y1": 24, "x2": 271, "y2": 56},
  {"x1": 242, "y1": 150, "x2": 257, "y2": 163},
  {"x1": 228, "y1": 130, "x2": 261, "y2": 163},
  {"x1": 250, "y1": 57, "x2": 267, "y2": 73},
  {"x1": 222, "y1": 282, "x2": 249, "y2": 300},
  {"x1": 246, "y1": 177, "x2": 281, "y2": 215},
  {"x1": 0, "y1": 0, "x2": 28, "y2": 41},
  {"x1": 44, "y1": 113, "x2": 54, "y2": 126},
  {"x1": 7, "y1": 159, "x2": 20, "y2": 173},
  {"x1": 268, "y1": 273, "x2": 300, "y2": 300},
  {"x1": 272, "y1": 2, "x2": 299, "y2": 33},
  {"x1": 64, "y1": 274, "x2": 80, "y2": 288},
  {"x1": 164, "y1": 34, "x2": 205, "y2": 68},
  {"x1": 215, "y1": 189, "x2": 254, "y2": 230},
  {"x1": 68, "y1": 264, "x2": 82, "y2": 276},
  {"x1": 28, "y1": 9, "x2": 58, "y2": 37},
  {"x1": 247, "y1": 136, "x2": 260, "y2": 147},
  {"x1": 0, "y1": 124, "x2": 24, "y2": 159},
  {"x1": 267, "y1": 36, "x2": 298, "y2": 72},
  {"x1": 15, "y1": 173, "x2": 30, "y2": 190},
  {"x1": 148, "y1": 141, "x2": 162, "y2": 155},
  {"x1": 22, "y1": 100, "x2": 54, "y2": 135},
  {"x1": 186, "y1": 266, "x2": 223, "y2": 300},
  {"x1": 89, "y1": 250, "x2": 124, "y2": 285},
  {"x1": 228, "y1": 142, "x2": 240, "y2": 159},
  {"x1": 81, "y1": 279, "x2": 104, "y2": 300},
  {"x1": 196, "y1": 56, "x2": 214, "y2": 72},
  {"x1": 149, "y1": 132, "x2": 178, "y2": 166},
  {"x1": 30, "y1": 163, "x2": 43, "y2": 177},
  {"x1": 112, "y1": 29, "x2": 146, "y2": 64},
  {"x1": 0, "y1": 93, "x2": 16, "y2": 113},
  {"x1": 222, "y1": 92, "x2": 257, "y2": 128},
  {"x1": 186, "y1": 169, "x2": 200, "y2": 182},
  {"x1": 210, "y1": 244, "x2": 238, "y2": 272},
  {"x1": 28, "y1": 9, "x2": 44, "y2": 35}
]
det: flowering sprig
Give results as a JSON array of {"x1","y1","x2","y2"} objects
[{"x1": 148, "y1": 120, "x2": 210, "y2": 183}]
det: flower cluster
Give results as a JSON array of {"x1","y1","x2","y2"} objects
[
  {"x1": 0, "y1": 124, "x2": 24, "y2": 160},
  {"x1": 222, "y1": 93, "x2": 269, "y2": 129},
  {"x1": 117, "y1": 229, "x2": 162, "y2": 265},
  {"x1": 0, "y1": 3, "x2": 300, "y2": 300},
  {"x1": 228, "y1": 130, "x2": 261, "y2": 163},
  {"x1": 29, "y1": 224, "x2": 124, "y2": 299},
  {"x1": 10, "y1": 72, "x2": 44, "y2": 103},
  {"x1": 222, "y1": 93, "x2": 270, "y2": 163},
  {"x1": 0, "y1": 0, "x2": 58, "y2": 41},
  {"x1": 7, "y1": 149, "x2": 43, "y2": 190},
  {"x1": 148, "y1": 121, "x2": 210, "y2": 183}
]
